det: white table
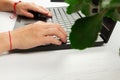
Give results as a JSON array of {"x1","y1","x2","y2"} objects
[{"x1": 0, "y1": 0, "x2": 120, "y2": 80}]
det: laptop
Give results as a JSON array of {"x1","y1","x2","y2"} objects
[{"x1": 10, "y1": 6, "x2": 116, "y2": 53}]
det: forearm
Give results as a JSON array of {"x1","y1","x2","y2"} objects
[
  {"x1": 0, "y1": 32, "x2": 10, "y2": 53},
  {"x1": 0, "y1": 0, "x2": 15, "y2": 12}
]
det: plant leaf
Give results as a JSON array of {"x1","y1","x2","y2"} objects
[
  {"x1": 109, "y1": 0, "x2": 120, "y2": 8},
  {"x1": 102, "y1": 0, "x2": 120, "y2": 8},
  {"x1": 69, "y1": 14, "x2": 103, "y2": 49},
  {"x1": 65, "y1": 0, "x2": 83, "y2": 14},
  {"x1": 65, "y1": 0, "x2": 92, "y2": 15},
  {"x1": 101, "y1": 0, "x2": 111, "y2": 8},
  {"x1": 103, "y1": 0, "x2": 120, "y2": 21},
  {"x1": 106, "y1": 8, "x2": 120, "y2": 21},
  {"x1": 81, "y1": 2, "x2": 91, "y2": 16}
]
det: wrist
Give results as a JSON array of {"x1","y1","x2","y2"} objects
[
  {"x1": 8, "y1": 31, "x2": 20, "y2": 50},
  {"x1": 13, "y1": 1, "x2": 22, "y2": 14},
  {"x1": 9, "y1": 1, "x2": 22, "y2": 19},
  {"x1": 0, "y1": 31, "x2": 18, "y2": 53},
  {"x1": 0, "y1": 0, "x2": 22, "y2": 12},
  {"x1": 10, "y1": 30, "x2": 20, "y2": 49}
]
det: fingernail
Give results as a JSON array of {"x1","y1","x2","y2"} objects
[
  {"x1": 48, "y1": 13, "x2": 52, "y2": 17},
  {"x1": 58, "y1": 41, "x2": 62, "y2": 45},
  {"x1": 30, "y1": 14, "x2": 34, "y2": 18}
]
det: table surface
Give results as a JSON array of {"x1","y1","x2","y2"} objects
[{"x1": 0, "y1": 0, "x2": 120, "y2": 80}]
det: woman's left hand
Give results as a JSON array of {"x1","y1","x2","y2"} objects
[{"x1": 16, "y1": 2, "x2": 52, "y2": 18}]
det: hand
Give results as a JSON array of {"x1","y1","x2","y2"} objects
[
  {"x1": 11, "y1": 21, "x2": 67, "y2": 49},
  {"x1": 16, "y1": 2, "x2": 52, "y2": 18}
]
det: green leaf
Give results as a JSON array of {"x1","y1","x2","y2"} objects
[
  {"x1": 101, "y1": 0, "x2": 120, "y2": 21},
  {"x1": 65, "y1": 0, "x2": 84, "y2": 14},
  {"x1": 109, "y1": 0, "x2": 120, "y2": 8},
  {"x1": 101, "y1": 0, "x2": 111, "y2": 8},
  {"x1": 69, "y1": 14, "x2": 103, "y2": 49},
  {"x1": 65, "y1": 0, "x2": 92, "y2": 15},
  {"x1": 106, "y1": 8, "x2": 120, "y2": 21},
  {"x1": 102, "y1": 0, "x2": 120, "y2": 8},
  {"x1": 81, "y1": 2, "x2": 91, "y2": 16}
]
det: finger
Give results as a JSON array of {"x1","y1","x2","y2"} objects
[
  {"x1": 44, "y1": 36, "x2": 62, "y2": 45},
  {"x1": 39, "y1": 6, "x2": 52, "y2": 17},
  {"x1": 47, "y1": 12, "x2": 52, "y2": 17},
  {"x1": 27, "y1": 4, "x2": 49, "y2": 15},
  {"x1": 37, "y1": 6, "x2": 49, "y2": 14},
  {"x1": 47, "y1": 23, "x2": 67, "y2": 38},
  {"x1": 22, "y1": 10, "x2": 34, "y2": 18},
  {"x1": 55, "y1": 24, "x2": 67, "y2": 37},
  {"x1": 45, "y1": 28, "x2": 67, "y2": 43}
]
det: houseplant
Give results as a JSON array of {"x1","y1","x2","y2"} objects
[{"x1": 65, "y1": 0, "x2": 120, "y2": 50}]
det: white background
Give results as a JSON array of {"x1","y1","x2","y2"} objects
[{"x1": 0, "y1": 0, "x2": 120, "y2": 80}]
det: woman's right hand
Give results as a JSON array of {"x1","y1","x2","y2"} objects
[{"x1": 11, "y1": 21, "x2": 67, "y2": 50}]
